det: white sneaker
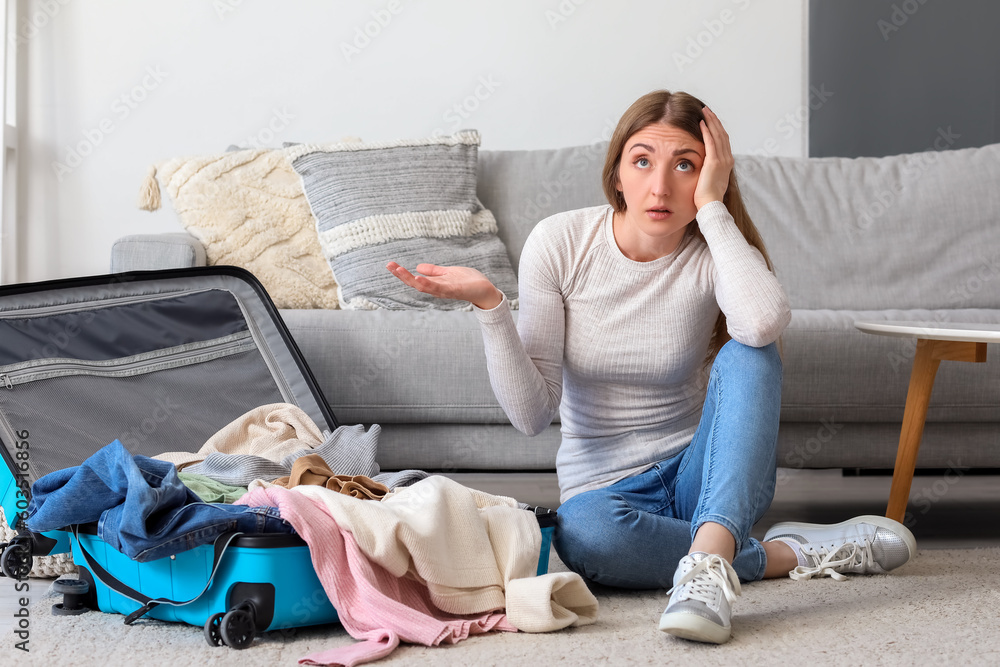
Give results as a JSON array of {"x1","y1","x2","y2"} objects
[
  {"x1": 658, "y1": 552, "x2": 741, "y2": 644},
  {"x1": 764, "y1": 514, "x2": 916, "y2": 581}
]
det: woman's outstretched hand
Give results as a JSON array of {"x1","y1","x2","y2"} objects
[
  {"x1": 386, "y1": 261, "x2": 504, "y2": 310},
  {"x1": 694, "y1": 105, "x2": 735, "y2": 211}
]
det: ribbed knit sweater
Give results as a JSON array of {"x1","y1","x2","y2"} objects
[{"x1": 474, "y1": 201, "x2": 791, "y2": 502}]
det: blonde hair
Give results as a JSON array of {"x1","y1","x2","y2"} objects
[{"x1": 602, "y1": 90, "x2": 777, "y2": 365}]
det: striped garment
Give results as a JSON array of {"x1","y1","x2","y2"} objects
[{"x1": 288, "y1": 131, "x2": 519, "y2": 310}]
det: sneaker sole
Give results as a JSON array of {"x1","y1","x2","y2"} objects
[
  {"x1": 764, "y1": 514, "x2": 917, "y2": 569},
  {"x1": 658, "y1": 611, "x2": 731, "y2": 644}
]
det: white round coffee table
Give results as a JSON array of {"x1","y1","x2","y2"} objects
[{"x1": 854, "y1": 320, "x2": 998, "y2": 522}]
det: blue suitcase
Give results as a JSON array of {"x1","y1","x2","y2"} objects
[{"x1": 0, "y1": 267, "x2": 554, "y2": 649}]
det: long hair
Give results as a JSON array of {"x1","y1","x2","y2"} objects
[{"x1": 601, "y1": 90, "x2": 777, "y2": 365}]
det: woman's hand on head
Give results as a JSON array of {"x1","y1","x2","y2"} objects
[
  {"x1": 694, "y1": 106, "x2": 735, "y2": 211},
  {"x1": 386, "y1": 262, "x2": 504, "y2": 310}
]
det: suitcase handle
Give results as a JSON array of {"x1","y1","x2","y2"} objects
[{"x1": 70, "y1": 525, "x2": 242, "y2": 625}]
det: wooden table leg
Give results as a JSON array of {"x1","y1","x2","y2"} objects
[
  {"x1": 885, "y1": 340, "x2": 940, "y2": 522},
  {"x1": 885, "y1": 339, "x2": 988, "y2": 522}
]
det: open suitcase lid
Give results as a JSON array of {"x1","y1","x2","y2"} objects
[{"x1": 0, "y1": 267, "x2": 337, "y2": 520}]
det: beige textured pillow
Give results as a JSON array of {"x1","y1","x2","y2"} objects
[{"x1": 144, "y1": 148, "x2": 339, "y2": 309}]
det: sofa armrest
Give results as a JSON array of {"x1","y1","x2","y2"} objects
[{"x1": 111, "y1": 233, "x2": 207, "y2": 272}]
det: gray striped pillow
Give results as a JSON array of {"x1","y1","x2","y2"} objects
[{"x1": 288, "y1": 131, "x2": 518, "y2": 310}]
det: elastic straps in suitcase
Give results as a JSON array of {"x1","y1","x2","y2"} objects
[{"x1": 70, "y1": 526, "x2": 242, "y2": 625}]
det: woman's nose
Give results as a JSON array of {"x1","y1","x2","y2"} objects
[{"x1": 651, "y1": 170, "x2": 671, "y2": 196}]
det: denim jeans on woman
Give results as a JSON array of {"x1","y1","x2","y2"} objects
[
  {"x1": 26, "y1": 439, "x2": 293, "y2": 562},
  {"x1": 554, "y1": 339, "x2": 782, "y2": 588}
]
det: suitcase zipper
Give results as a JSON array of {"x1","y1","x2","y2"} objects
[
  {"x1": 0, "y1": 333, "x2": 255, "y2": 388},
  {"x1": 1, "y1": 286, "x2": 296, "y2": 408},
  {"x1": 0, "y1": 290, "x2": 197, "y2": 319}
]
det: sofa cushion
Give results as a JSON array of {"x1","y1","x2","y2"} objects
[
  {"x1": 782, "y1": 308, "x2": 1000, "y2": 422},
  {"x1": 283, "y1": 307, "x2": 1000, "y2": 428},
  {"x1": 288, "y1": 131, "x2": 518, "y2": 311},
  {"x1": 150, "y1": 148, "x2": 340, "y2": 309},
  {"x1": 284, "y1": 308, "x2": 516, "y2": 425},
  {"x1": 478, "y1": 144, "x2": 609, "y2": 274},
  {"x1": 736, "y1": 142, "x2": 1000, "y2": 310}
]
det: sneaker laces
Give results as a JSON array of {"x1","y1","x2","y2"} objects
[
  {"x1": 666, "y1": 554, "x2": 742, "y2": 605},
  {"x1": 790, "y1": 541, "x2": 874, "y2": 581}
]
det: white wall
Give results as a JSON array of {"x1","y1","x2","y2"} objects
[{"x1": 15, "y1": 0, "x2": 806, "y2": 283}]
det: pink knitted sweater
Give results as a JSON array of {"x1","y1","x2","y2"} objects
[{"x1": 238, "y1": 486, "x2": 515, "y2": 666}]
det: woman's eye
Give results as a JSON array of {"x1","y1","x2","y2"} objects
[
  {"x1": 635, "y1": 157, "x2": 650, "y2": 168},
  {"x1": 676, "y1": 161, "x2": 693, "y2": 172}
]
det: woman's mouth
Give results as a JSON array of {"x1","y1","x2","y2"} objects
[{"x1": 647, "y1": 208, "x2": 673, "y2": 220}]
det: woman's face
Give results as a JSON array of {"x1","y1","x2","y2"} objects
[{"x1": 616, "y1": 122, "x2": 705, "y2": 246}]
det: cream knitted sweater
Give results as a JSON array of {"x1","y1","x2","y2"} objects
[{"x1": 474, "y1": 202, "x2": 791, "y2": 502}]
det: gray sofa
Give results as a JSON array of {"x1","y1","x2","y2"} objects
[{"x1": 112, "y1": 141, "x2": 1000, "y2": 504}]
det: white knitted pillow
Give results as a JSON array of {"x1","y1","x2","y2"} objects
[{"x1": 141, "y1": 148, "x2": 339, "y2": 309}]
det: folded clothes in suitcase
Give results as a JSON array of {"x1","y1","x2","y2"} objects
[{"x1": 0, "y1": 267, "x2": 555, "y2": 650}]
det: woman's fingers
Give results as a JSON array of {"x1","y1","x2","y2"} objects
[
  {"x1": 702, "y1": 107, "x2": 733, "y2": 163},
  {"x1": 695, "y1": 107, "x2": 735, "y2": 209},
  {"x1": 387, "y1": 262, "x2": 450, "y2": 298},
  {"x1": 386, "y1": 262, "x2": 426, "y2": 291},
  {"x1": 415, "y1": 263, "x2": 446, "y2": 276}
]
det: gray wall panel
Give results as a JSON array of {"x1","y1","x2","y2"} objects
[{"x1": 809, "y1": 0, "x2": 999, "y2": 157}]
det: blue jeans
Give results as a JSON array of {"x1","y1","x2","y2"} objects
[
  {"x1": 26, "y1": 440, "x2": 293, "y2": 562},
  {"x1": 554, "y1": 340, "x2": 781, "y2": 589}
]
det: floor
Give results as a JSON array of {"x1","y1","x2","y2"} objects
[{"x1": 3, "y1": 468, "x2": 998, "y2": 642}]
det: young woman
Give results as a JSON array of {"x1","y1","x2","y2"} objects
[{"x1": 387, "y1": 90, "x2": 916, "y2": 645}]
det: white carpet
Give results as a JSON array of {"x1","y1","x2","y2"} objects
[{"x1": 7, "y1": 548, "x2": 999, "y2": 666}]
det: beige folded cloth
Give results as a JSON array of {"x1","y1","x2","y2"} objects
[
  {"x1": 293, "y1": 477, "x2": 600, "y2": 625},
  {"x1": 505, "y1": 572, "x2": 600, "y2": 632},
  {"x1": 155, "y1": 403, "x2": 324, "y2": 470},
  {"x1": 272, "y1": 453, "x2": 389, "y2": 499}
]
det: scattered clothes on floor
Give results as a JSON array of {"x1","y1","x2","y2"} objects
[
  {"x1": 153, "y1": 403, "x2": 427, "y2": 491},
  {"x1": 177, "y1": 471, "x2": 248, "y2": 503},
  {"x1": 236, "y1": 477, "x2": 598, "y2": 665},
  {"x1": 26, "y1": 440, "x2": 294, "y2": 562},
  {"x1": 268, "y1": 454, "x2": 389, "y2": 499}
]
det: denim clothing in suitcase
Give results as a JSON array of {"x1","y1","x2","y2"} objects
[{"x1": 26, "y1": 439, "x2": 294, "y2": 562}]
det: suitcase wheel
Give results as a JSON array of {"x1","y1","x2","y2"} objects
[
  {"x1": 204, "y1": 601, "x2": 258, "y2": 649},
  {"x1": 219, "y1": 607, "x2": 256, "y2": 650},
  {"x1": 0, "y1": 538, "x2": 32, "y2": 580},
  {"x1": 204, "y1": 612, "x2": 225, "y2": 647},
  {"x1": 51, "y1": 578, "x2": 92, "y2": 616}
]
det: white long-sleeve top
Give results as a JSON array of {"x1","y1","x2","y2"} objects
[{"x1": 474, "y1": 201, "x2": 791, "y2": 503}]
